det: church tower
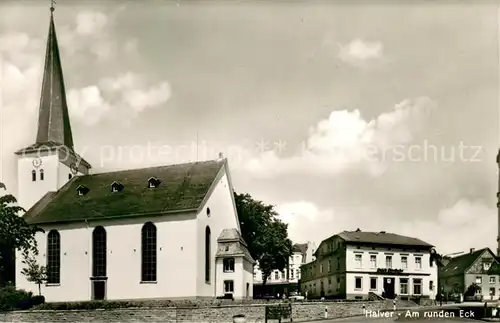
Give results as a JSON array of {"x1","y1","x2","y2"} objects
[{"x1": 15, "y1": 5, "x2": 91, "y2": 211}]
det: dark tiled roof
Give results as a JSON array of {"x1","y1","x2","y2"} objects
[
  {"x1": 439, "y1": 248, "x2": 491, "y2": 278},
  {"x1": 24, "y1": 159, "x2": 225, "y2": 224},
  {"x1": 338, "y1": 230, "x2": 433, "y2": 248}
]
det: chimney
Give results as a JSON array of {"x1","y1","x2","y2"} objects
[
  {"x1": 355, "y1": 228, "x2": 361, "y2": 232},
  {"x1": 218, "y1": 152, "x2": 224, "y2": 159},
  {"x1": 470, "y1": 248, "x2": 475, "y2": 254}
]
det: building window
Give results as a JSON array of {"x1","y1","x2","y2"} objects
[
  {"x1": 328, "y1": 260, "x2": 331, "y2": 272},
  {"x1": 385, "y1": 255, "x2": 392, "y2": 269},
  {"x1": 429, "y1": 280, "x2": 434, "y2": 291},
  {"x1": 205, "y1": 226, "x2": 211, "y2": 283},
  {"x1": 32, "y1": 170, "x2": 36, "y2": 181},
  {"x1": 491, "y1": 277, "x2": 496, "y2": 284},
  {"x1": 46, "y1": 230, "x2": 60, "y2": 284},
  {"x1": 415, "y1": 257, "x2": 422, "y2": 269},
  {"x1": 484, "y1": 263, "x2": 492, "y2": 271},
  {"x1": 141, "y1": 222, "x2": 157, "y2": 282},
  {"x1": 291, "y1": 269, "x2": 295, "y2": 279},
  {"x1": 476, "y1": 276, "x2": 482, "y2": 284},
  {"x1": 413, "y1": 278, "x2": 422, "y2": 295},
  {"x1": 491, "y1": 287, "x2": 496, "y2": 296},
  {"x1": 355, "y1": 254, "x2": 362, "y2": 268},
  {"x1": 370, "y1": 277, "x2": 377, "y2": 290},
  {"x1": 336, "y1": 257, "x2": 340, "y2": 270},
  {"x1": 320, "y1": 264, "x2": 323, "y2": 273},
  {"x1": 40, "y1": 169, "x2": 44, "y2": 181},
  {"x1": 92, "y1": 226, "x2": 106, "y2": 277},
  {"x1": 223, "y1": 258, "x2": 235, "y2": 272},
  {"x1": 68, "y1": 174, "x2": 72, "y2": 180},
  {"x1": 275, "y1": 271, "x2": 279, "y2": 280},
  {"x1": 224, "y1": 280, "x2": 234, "y2": 293},
  {"x1": 401, "y1": 256, "x2": 408, "y2": 269},
  {"x1": 355, "y1": 277, "x2": 362, "y2": 290},
  {"x1": 370, "y1": 255, "x2": 377, "y2": 268},
  {"x1": 400, "y1": 278, "x2": 408, "y2": 294}
]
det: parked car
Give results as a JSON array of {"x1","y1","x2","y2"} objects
[{"x1": 289, "y1": 293, "x2": 305, "y2": 301}]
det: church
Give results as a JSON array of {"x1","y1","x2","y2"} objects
[{"x1": 14, "y1": 6, "x2": 254, "y2": 302}]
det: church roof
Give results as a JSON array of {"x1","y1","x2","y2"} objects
[{"x1": 24, "y1": 159, "x2": 226, "y2": 224}]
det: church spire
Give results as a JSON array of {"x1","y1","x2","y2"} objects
[{"x1": 35, "y1": 2, "x2": 74, "y2": 149}]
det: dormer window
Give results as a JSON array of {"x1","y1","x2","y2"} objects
[
  {"x1": 111, "y1": 181, "x2": 124, "y2": 193},
  {"x1": 40, "y1": 169, "x2": 44, "y2": 181},
  {"x1": 32, "y1": 170, "x2": 36, "y2": 182},
  {"x1": 147, "y1": 177, "x2": 161, "y2": 188},
  {"x1": 76, "y1": 185, "x2": 89, "y2": 196}
]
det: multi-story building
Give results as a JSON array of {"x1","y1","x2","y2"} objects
[
  {"x1": 253, "y1": 241, "x2": 316, "y2": 297},
  {"x1": 439, "y1": 248, "x2": 500, "y2": 300},
  {"x1": 300, "y1": 229, "x2": 438, "y2": 301}
]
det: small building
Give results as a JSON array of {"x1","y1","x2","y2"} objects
[
  {"x1": 300, "y1": 229, "x2": 438, "y2": 301},
  {"x1": 253, "y1": 242, "x2": 316, "y2": 298},
  {"x1": 439, "y1": 248, "x2": 500, "y2": 300}
]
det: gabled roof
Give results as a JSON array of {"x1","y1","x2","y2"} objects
[
  {"x1": 439, "y1": 248, "x2": 494, "y2": 278},
  {"x1": 24, "y1": 159, "x2": 226, "y2": 224},
  {"x1": 337, "y1": 230, "x2": 433, "y2": 248}
]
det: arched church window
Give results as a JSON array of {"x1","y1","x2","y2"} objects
[
  {"x1": 40, "y1": 169, "x2": 44, "y2": 181},
  {"x1": 205, "y1": 226, "x2": 211, "y2": 283},
  {"x1": 141, "y1": 222, "x2": 157, "y2": 282},
  {"x1": 47, "y1": 230, "x2": 61, "y2": 284},
  {"x1": 32, "y1": 170, "x2": 36, "y2": 182},
  {"x1": 92, "y1": 226, "x2": 107, "y2": 277}
]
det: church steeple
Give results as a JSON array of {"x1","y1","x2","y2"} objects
[{"x1": 35, "y1": 4, "x2": 74, "y2": 149}]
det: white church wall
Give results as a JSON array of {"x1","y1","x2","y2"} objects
[
  {"x1": 196, "y1": 168, "x2": 241, "y2": 297},
  {"x1": 16, "y1": 213, "x2": 198, "y2": 302}
]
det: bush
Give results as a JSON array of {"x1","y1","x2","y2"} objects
[{"x1": 0, "y1": 284, "x2": 44, "y2": 312}]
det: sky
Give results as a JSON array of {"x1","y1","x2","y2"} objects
[{"x1": 0, "y1": 0, "x2": 498, "y2": 255}]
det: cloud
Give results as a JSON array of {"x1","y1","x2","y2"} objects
[
  {"x1": 67, "y1": 73, "x2": 171, "y2": 126},
  {"x1": 58, "y1": 10, "x2": 137, "y2": 62},
  {"x1": 243, "y1": 96, "x2": 437, "y2": 178},
  {"x1": 277, "y1": 198, "x2": 496, "y2": 255},
  {"x1": 75, "y1": 11, "x2": 108, "y2": 36},
  {"x1": 338, "y1": 39, "x2": 384, "y2": 66}
]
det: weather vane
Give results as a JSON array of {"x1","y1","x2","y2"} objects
[{"x1": 50, "y1": 0, "x2": 56, "y2": 12}]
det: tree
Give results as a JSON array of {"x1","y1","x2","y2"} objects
[
  {"x1": 234, "y1": 192, "x2": 293, "y2": 287},
  {"x1": 20, "y1": 250, "x2": 47, "y2": 296},
  {"x1": 0, "y1": 184, "x2": 39, "y2": 285},
  {"x1": 464, "y1": 283, "x2": 481, "y2": 297}
]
